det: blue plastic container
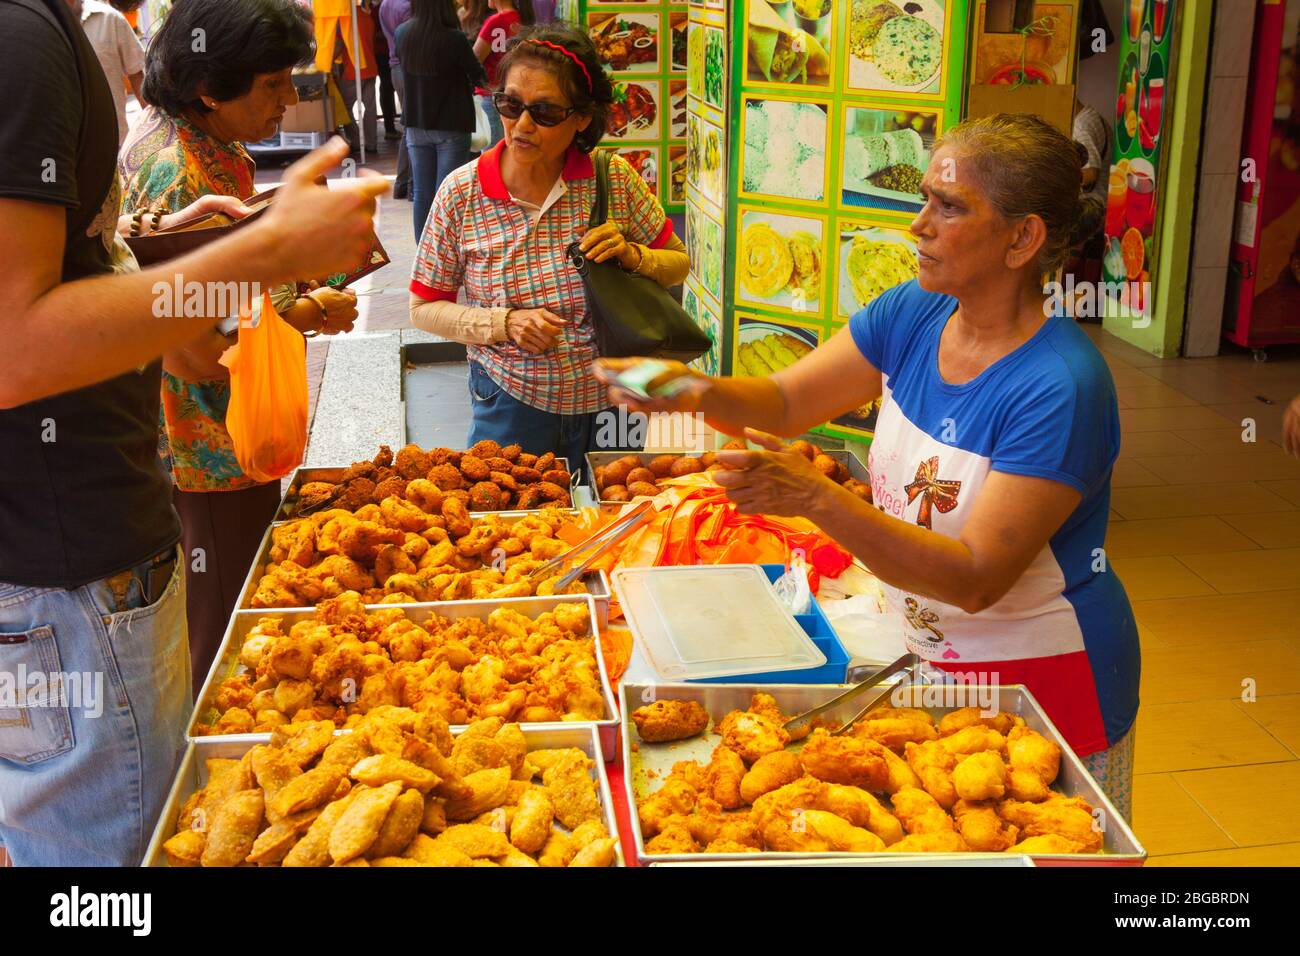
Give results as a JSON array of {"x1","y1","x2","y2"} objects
[{"x1": 691, "y1": 564, "x2": 849, "y2": 684}]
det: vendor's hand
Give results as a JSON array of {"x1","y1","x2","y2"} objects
[
  {"x1": 507, "y1": 308, "x2": 565, "y2": 353},
  {"x1": 592, "y1": 357, "x2": 708, "y2": 414},
  {"x1": 161, "y1": 194, "x2": 254, "y2": 231},
  {"x1": 1284, "y1": 393, "x2": 1300, "y2": 457},
  {"x1": 578, "y1": 222, "x2": 637, "y2": 268},
  {"x1": 308, "y1": 284, "x2": 358, "y2": 335},
  {"x1": 711, "y1": 427, "x2": 840, "y2": 517}
]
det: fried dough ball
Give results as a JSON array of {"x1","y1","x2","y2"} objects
[
  {"x1": 535, "y1": 481, "x2": 567, "y2": 502},
  {"x1": 468, "y1": 481, "x2": 505, "y2": 512},
  {"x1": 489, "y1": 471, "x2": 519, "y2": 494},
  {"x1": 669, "y1": 457, "x2": 704, "y2": 477},
  {"x1": 459, "y1": 455, "x2": 491, "y2": 482},
  {"x1": 812, "y1": 454, "x2": 840, "y2": 479},
  {"x1": 787, "y1": 440, "x2": 818, "y2": 461},
  {"x1": 535, "y1": 452, "x2": 557, "y2": 473},
  {"x1": 516, "y1": 452, "x2": 538, "y2": 468},
  {"x1": 541, "y1": 469, "x2": 571, "y2": 487},
  {"x1": 647, "y1": 455, "x2": 678, "y2": 478},
  {"x1": 625, "y1": 467, "x2": 655, "y2": 487},
  {"x1": 627, "y1": 481, "x2": 659, "y2": 499},
  {"x1": 510, "y1": 465, "x2": 542, "y2": 485},
  {"x1": 427, "y1": 464, "x2": 465, "y2": 492},
  {"x1": 500, "y1": 444, "x2": 522, "y2": 462},
  {"x1": 592, "y1": 466, "x2": 608, "y2": 491},
  {"x1": 483, "y1": 456, "x2": 514, "y2": 473},
  {"x1": 334, "y1": 478, "x2": 375, "y2": 512},
  {"x1": 602, "y1": 459, "x2": 634, "y2": 486},
  {"x1": 721, "y1": 438, "x2": 747, "y2": 450},
  {"x1": 515, "y1": 486, "x2": 546, "y2": 509},
  {"x1": 394, "y1": 444, "x2": 433, "y2": 480},
  {"x1": 699, "y1": 451, "x2": 718, "y2": 468},
  {"x1": 842, "y1": 479, "x2": 873, "y2": 503},
  {"x1": 603, "y1": 485, "x2": 630, "y2": 502},
  {"x1": 445, "y1": 489, "x2": 471, "y2": 507},
  {"x1": 469, "y1": 440, "x2": 502, "y2": 460},
  {"x1": 370, "y1": 476, "x2": 407, "y2": 504}
]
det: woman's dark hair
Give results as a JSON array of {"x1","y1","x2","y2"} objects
[
  {"x1": 494, "y1": 24, "x2": 612, "y2": 152},
  {"x1": 935, "y1": 113, "x2": 1085, "y2": 274},
  {"x1": 403, "y1": 0, "x2": 462, "y2": 73},
  {"x1": 142, "y1": 0, "x2": 313, "y2": 117},
  {"x1": 515, "y1": 0, "x2": 536, "y2": 25}
]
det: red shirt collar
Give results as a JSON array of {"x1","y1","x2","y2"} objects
[{"x1": 476, "y1": 142, "x2": 596, "y2": 201}]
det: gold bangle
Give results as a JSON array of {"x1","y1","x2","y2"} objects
[{"x1": 302, "y1": 293, "x2": 328, "y2": 334}]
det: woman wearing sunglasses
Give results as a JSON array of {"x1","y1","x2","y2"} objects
[
  {"x1": 396, "y1": 0, "x2": 489, "y2": 239},
  {"x1": 408, "y1": 25, "x2": 689, "y2": 469}
]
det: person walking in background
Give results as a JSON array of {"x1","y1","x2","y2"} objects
[
  {"x1": 121, "y1": 0, "x2": 360, "y2": 693},
  {"x1": 471, "y1": 0, "x2": 533, "y2": 149},
  {"x1": 458, "y1": 0, "x2": 487, "y2": 36},
  {"x1": 397, "y1": 0, "x2": 485, "y2": 238},
  {"x1": 78, "y1": 0, "x2": 146, "y2": 146},
  {"x1": 1071, "y1": 98, "x2": 1109, "y2": 247},
  {"x1": 373, "y1": 0, "x2": 401, "y2": 140},
  {"x1": 337, "y1": 0, "x2": 380, "y2": 155},
  {"x1": 378, "y1": 0, "x2": 413, "y2": 197}
]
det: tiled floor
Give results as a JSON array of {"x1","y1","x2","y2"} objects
[{"x1": 1079, "y1": 325, "x2": 1300, "y2": 866}]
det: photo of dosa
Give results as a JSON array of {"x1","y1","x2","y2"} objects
[
  {"x1": 745, "y1": 0, "x2": 832, "y2": 88},
  {"x1": 736, "y1": 209, "x2": 826, "y2": 315},
  {"x1": 735, "y1": 316, "x2": 821, "y2": 379},
  {"x1": 847, "y1": 0, "x2": 946, "y2": 95},
  {"x1": 836, "y1": 221, "x2": 918, "y2": 318}
]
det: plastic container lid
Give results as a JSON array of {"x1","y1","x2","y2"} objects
[{"x1": 612, "y1": 565, "x2": 827, "y2": 681}]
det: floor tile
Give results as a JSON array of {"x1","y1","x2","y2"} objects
[
  {"x1": 1133, "y1": 590, "x2": 1300, "y2": 646},
  {"x1": 1259, "y1": 479, "x2": 1300, "y2": 506},
  {"x1": 1205, "y1": 402, "x2": 1286, "y2": 446},
  {"x1": 1118, "y1": 431, "x2": 1203, "y2": 457},
  {"x1": 1135, "y1": 451, "x2": 1300, "y2": 485},
  {"x1": 1235, "y1": 695, "x2": 1300, "y2": 758},
  {"x1": 1139, "y1": 365, "x2": 1274, "y2": 405},
  {"x1": 1140, "y1": 640, "x2": 1300, "y2": 705},
  {"x1": 1110, "y1": 482, "x2": 1295, "y2": 519},
  {"x1": 1147, "y1": 842, "x2": 1300, "y2": 866},
  {"x1": 1120, "y1": 404, "x2": 1250, "y2": 433},
  {"x1": 1111, "y1": 458, "x2": 1167, "y2": 488},
  {"x1": 1115, "y1": 383, "x2": 1201, "y2": 408},
  {"x1": 1220, "y1": 511, "x2": 1300, "y2": 548},
  {"x1": 1131, "y1": 773, "x2": 1234, "y2": 856},
  {"x1": 1109, "y1": 557, "x2": 1217, "y2": 601},
  {"x1": 1104, "y1": 516, "x2": 1259, "y2": 559},
  {"x1": 1173, "y1": 762, "x2": 1300, "y2": 845},
  {"x1": 1108, "y1": 367, "x2": 1163, "y2": 389},
  {"x1": 1173, "y1": 427, "x2": 1285, "y2": 455},
  {"x1": 1176, "y1": 548, "x2": 1300, "y2": 594},
  {"x1": 1135, "y1": 701, "x2": 1294, "y2": 773}
]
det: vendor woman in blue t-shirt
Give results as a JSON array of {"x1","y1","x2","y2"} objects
[{"x1": 595, "y1": 113, "x2": 1140, "y2": 822}]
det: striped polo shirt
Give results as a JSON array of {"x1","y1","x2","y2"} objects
[{"x1": 410, "y1": 142, "x2": 674, "y2": 415}]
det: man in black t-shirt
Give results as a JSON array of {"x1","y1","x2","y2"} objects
[{"x1": 0, "y1": 0, "x2": 387, "y2": 865}]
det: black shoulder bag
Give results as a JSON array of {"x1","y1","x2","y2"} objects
[{"x1": 566, "y1": 151, "x2": 709, "y2": 363}]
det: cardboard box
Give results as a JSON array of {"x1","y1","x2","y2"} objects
[
  {"x1": 279, "y1": 96, "x2": 333, "y2": 134},
  {"x1": 965, "y1": 82, "x2": 1077, "y2": 136}
]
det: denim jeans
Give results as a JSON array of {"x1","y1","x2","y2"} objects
[
  {"x1": 0, "y1": 551, "x2": 190, "y2": 865},
  {"x1": 467, "y1": 362, "x2": 644, "y2": 481},
  {"x1": 478, "y1": 93, "x2": 504, "y2": 149},
  {"x1": 408, "y1": 127, "x2": 473, "y2": 241}
]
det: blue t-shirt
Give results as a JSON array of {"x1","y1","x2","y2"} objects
[{"x1": 850, "y1": 280, "x2": 1139, "y2": 756}]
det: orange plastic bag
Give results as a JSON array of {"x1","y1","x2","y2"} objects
[{"x1": 220, "y1": 292, "x2": 308, "y2": 483}]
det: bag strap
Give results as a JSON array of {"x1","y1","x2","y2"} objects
[{"x1": 589, "y1": 149, "x2": 610, "y2": 229}]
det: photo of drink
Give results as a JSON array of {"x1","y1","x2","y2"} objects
[
  {"x1": 1153, "y1": 0, "x2": 1169, "y2": 40},
  {"x1": 1125, "y1": 158, "x2": 1156, "y2": 235},
  {"x1": 1138, "y1": 52, "x2": 1167, "y2": 156},
  {"x1": 1106, "y1": 167, "x2": 1128, "y2": 238},
  {"x1": 1128, "y1": 0, "x2": 1144, "y2": 41}
]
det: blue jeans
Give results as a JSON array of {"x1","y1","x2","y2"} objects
[
  {"x1": 408, "y1": 127, "x2": 473, "y2": 241},
  {"x1": 467, "y1": 362, "x2": 644, "y2": 480},
  {"x1": 0, "y1": 552, "x2": 190, "y2": 865},
  {"x1": 479, "y1": 93, "x2": 504, "y2": 150}
]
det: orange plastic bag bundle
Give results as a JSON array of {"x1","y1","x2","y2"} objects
[{"x1": 220, "y1": 292, "x2": 308, "y2": 483}]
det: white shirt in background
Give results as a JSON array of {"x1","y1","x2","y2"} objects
[{"x1": 80, "y1": 0, "x2": 145, "y2": 147}]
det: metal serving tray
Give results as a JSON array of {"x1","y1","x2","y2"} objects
[
  {"x1": 277, "y1": 458, "x2": 577, "y2": 521},
  {"x1": 585, "y1": 449, "x2": 868, "y2": 506},
  {"x1": 620, "y1": 682, "x2": 1146, "y2": 867},
  {"x1": 236, "y1": 512, "x2": 612, "y2": 625},
  {"x1": 190, "y1": 594, "x2": 620, "y2": 758},
  {"x1": 651, "y1": 854, "x2": 1035, "y2": 867},
  {"x1": 144, "y1": 724, "x2": 623, "y2": 867}
]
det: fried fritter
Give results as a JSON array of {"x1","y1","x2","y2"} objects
[{"x1": 630, "y1": 699, "x2": 710, "y2": 743}]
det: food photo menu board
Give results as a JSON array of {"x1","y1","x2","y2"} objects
[
  {"x1": 1101, "y1": 0, "x2": 1177, "y2": 320},
  {"x1": 725, "y1": 0, "x2": 969, "y2": 441},
  {"x1": 580, "y1": 0, "x2": 690, "y2": 214},
  {"x1": 679, "y1": 0, "x2": 730, "y2": 380}
]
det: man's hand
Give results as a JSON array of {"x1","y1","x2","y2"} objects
[
  {"x1": 311, "y1": 286, "x2": 358, "y2": 335},
  {"x1": 506, "y1": 308, "x2": 565, "y2": 353},
  {"x1": 255, "y1": 138, "x2": 389, "y2": 285}
]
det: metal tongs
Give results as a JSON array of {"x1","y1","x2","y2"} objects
[
  {"x1": 783, "y1": 652, "x2": 920, "y2": 739},
  {"x1": 527, "y1": 500, "x2": 655, "y2": 592}
]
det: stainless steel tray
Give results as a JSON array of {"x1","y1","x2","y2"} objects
[
  {"x1": 620, "y1": 682, "x2": 1146, "y2": 867},
  {"x1": 190, "y1": 595, "x2": 620, "y2": 758},
  {"x1": 585, "y1": 448, "x2": 867, "y2": 505},
  {"x1": 277, "y1": 458, "x2": 576, "y2": 521},
  {"x1": 651, "y1": 854, "x2": 1036, "y2": 867},
  {"x1": 236, "y1": 512, "x2": 612, "y2": 625},
  {"x1": 144, "y1": 724, "x2": 623, "y2": 867}
]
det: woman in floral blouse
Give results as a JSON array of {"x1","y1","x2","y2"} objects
[{"x1": 120, "y1": 0, "x2": 359, "y2": 692}]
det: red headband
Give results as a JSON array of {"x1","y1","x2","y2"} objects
[{"x1": 527, "y1": 39, "x2": 593, "y2": 93}]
